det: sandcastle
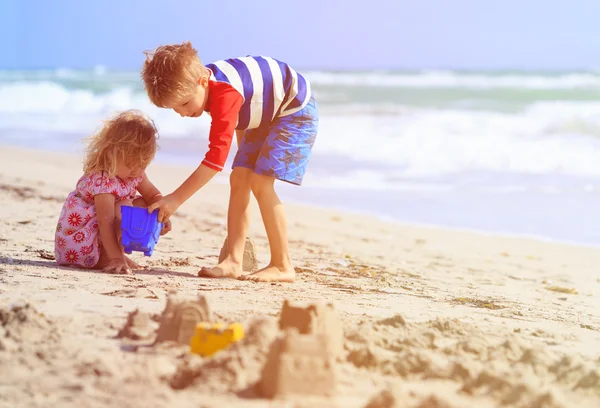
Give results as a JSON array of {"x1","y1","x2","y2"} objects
[
  {"x1": 278, "y1": 299, "x2": 344, "y2": 359},
  {"x1": 258, "y1": 300, "x2": 344, "y2": 398},
  {"x1": 260, "y1": 329, "x2": 336, "y2": 398},
  {"x1": 218, "y1": 237, "x2": 258, "y2": 272},
  {"x1": 154, "y1": 292, "x2": 212, "y2": 345}
]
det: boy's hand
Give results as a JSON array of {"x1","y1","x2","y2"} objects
[
  {"x1": 148, "y1": 193, "x2": 181, "y2": 223},
  {"x1": 160, "y1": 219, "x2": 172, "y2": 236}
]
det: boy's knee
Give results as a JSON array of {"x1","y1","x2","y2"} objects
[
  {"x1": 249, "y1": 173, "x2": 274, "y2": 197},
  {"x1": 230, "y1": 168, "x2": 252, "y2": 191}
]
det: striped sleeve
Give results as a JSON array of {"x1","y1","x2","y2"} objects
[{"x1": 201, "y1": 81, "x2": 244, "y2": 172}]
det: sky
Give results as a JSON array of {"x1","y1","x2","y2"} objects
[{"x1": 2, "y1": 0, "x2": 600, "y2": 70}]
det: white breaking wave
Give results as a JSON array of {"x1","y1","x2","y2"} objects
[
  {"x1": 305, "y1": 70, "x2": 600, "y2": 89},
  {"x1": 0, "y1": 81, "x2": 211, "y2": 135},
  {"x1": 3, "y1": 80, "x2": 600, "y2": 179},
  {"x1": 314, "y1": 101, "x2": 600, "y2": 177}
]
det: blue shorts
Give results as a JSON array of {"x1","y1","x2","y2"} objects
[{"x1": 232, "y1": 97, "x2": 318, "y2": 186}]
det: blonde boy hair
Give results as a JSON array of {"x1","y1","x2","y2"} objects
[
  {"x1": 141, "y1": 41, "x2": 208, "y2": 107},
  {"x1": 83, "y1": 109, "x2": 158, "y2": 177}
]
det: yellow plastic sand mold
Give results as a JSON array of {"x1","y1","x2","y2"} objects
[{"x1": 190, "y1": 322, "x2": 244, "y2": 356}]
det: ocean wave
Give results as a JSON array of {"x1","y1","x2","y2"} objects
[
  {"x1": 4, "y1": 80, "x2": 600, "y2": 178},
  {"x1": 305, "y1": 70, "x2": 600, "y2": 89},
  {"x1": 0, "y1": 68, "x2": 138, "y2": 82},
  {"x1": 313, "y1": 102, "x2": 600, "y2": 177},
  {"x1": 0, "y1": 81, "x2": 210, "y2": 135},
  {"x1": 5, "y1": 69, "x2": 600, "y2": 90}
]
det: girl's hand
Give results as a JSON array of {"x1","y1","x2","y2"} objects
[
  {"x1": 160, "y1": 219, "x2": 172, "y2": 236},
  {"x1": 103, "y1": 258, "x2": 132, "y2": 274},
  {"x1": 148, "y1": 193, "x2": 181, "y2": 223},
  {"x1": 124, "y1": 255, "x2": 141, "y2": 270}
]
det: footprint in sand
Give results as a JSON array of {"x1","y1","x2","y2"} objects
[
  {"x1": 293, "y1": 266, "x2": 315, "y2": 274},
  {"x1": 101, "y1": 287, "x2": 159, "y2": 299}
]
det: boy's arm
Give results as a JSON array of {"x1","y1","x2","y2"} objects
[
  {"x1": 172, "y1": 84, "x2": 243, "y2": 201},
  {"x1": 199, "y1": 83, "x2": 244, "y2": 172},
  {"x1": 148, "y1": 84, "x2": 243, "y2": 222},
  {"x1": 147, "y1": 165, "x2": 218, "y2": 223},
  {"x1": 171, "y1": 164, "x2": 218, "y2": 204},
  {"x1": 170, "y1": 119, "x2": 245, "y2": 206}
]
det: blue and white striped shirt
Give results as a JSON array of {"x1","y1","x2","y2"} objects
[{"x1": 206, "y1": 56, "x2": 311, "y2": 130}]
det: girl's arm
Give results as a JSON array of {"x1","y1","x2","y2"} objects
[
  {"x1": 136, "y1": 172, "x2": 163, "y2": 206},
  {"x1": 94, "y1": 193, "x2": 123, "y2": 261},
  {"x1": 137, "y1": 172, "x2": 172, "y2": 235}
]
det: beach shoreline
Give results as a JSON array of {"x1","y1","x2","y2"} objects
[
  {"x1": 1, "y1": 144, "x2": 600, "y2": 407},
  {"x1": 5, "y1": 131, "x2": 600, "y2": 248}
]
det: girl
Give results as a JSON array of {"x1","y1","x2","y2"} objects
[{"x1": 54, "y1": 109, "x2": 171, "y2": 274}]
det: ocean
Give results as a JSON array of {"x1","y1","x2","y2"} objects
[{"x1": 2, "y1": 67, "x2": 600, "y2": 246}]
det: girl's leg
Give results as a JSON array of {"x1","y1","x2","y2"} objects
[{"x1": 95, "y1": 199, "x2": 141, "y2": 270}]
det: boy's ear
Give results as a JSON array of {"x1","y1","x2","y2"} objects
[{"x1": 198, "y1": 76, "x2": 209, "y2": 86}]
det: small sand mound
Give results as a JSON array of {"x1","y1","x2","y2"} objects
[
  {"x1": 344, "y1": 315, "x2": 600, "y2": 407},
  {"x1": 427, "y1": 318, "x2": 468, "y2": 336},
  {"x1": 364, "y1": 388, "x2": 459, "y2": 408},
  {"x1": 416, "y1": 395, "x2": 456, "y2": 408},
  {"x1": 0, "y1": 302, "x2": 58, "y2": 352},
  {"x1": 364, "y1": 387, "x2": 405, "y2": 408},
  {"x1": 377, "y1": 314, "x2": 406, "y2": 328},
  {"x1": 170, "y1": 316, "x2": 278, "y2": 393},
  {"x1": 116, "y1": 309, "x2": 158, "y2": 341},
  {"x1": 348, "y1": 346, "x2": 384, "y2": 370}
]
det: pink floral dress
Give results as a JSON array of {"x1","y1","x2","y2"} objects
[{"x1": 54, "y1": 171, "x2": 143, "y2": 268}]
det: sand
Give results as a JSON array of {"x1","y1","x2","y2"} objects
[{"x1": 1, "y1": 144, "x2": 600, "y2": 408}]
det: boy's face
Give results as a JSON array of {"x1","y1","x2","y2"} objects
[{"x1": 168, "y1": 77, "x2": 209, "y2": 118}]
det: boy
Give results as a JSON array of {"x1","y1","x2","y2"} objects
[{"x1": 142, "y1": 42, "x2": 318, "y2": 283}]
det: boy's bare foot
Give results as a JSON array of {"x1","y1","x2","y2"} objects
[
  {"x1": 238, "y1": 264, "x2": 295, "y2": 283},
  {"x1": 198, "y1": 260, "x2": 243, "y2": 279}
]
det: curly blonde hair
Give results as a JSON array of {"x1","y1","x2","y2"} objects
[
  {"x1": 141, "y1": 41, "x2": 208, "y2": 107},
  {"x1": 83, "y1": 110, "x2": 159, "y2": 177}
]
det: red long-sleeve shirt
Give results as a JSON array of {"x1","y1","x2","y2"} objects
[{"x1": 201, "y1": 81, "x2": 244, "y2": 171}]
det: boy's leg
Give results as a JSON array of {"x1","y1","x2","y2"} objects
[
  {"x1": 199, "y1": 127, "x2": 265, "y2": 279},
  {"x1": 239, "y1": 97, "x2": 319, "y2": 283},
  {"x1": 239, "y1": 173, "x2": 295, "y2": 282},
  {"x1": 199, "y1": 167, "x2": 253, "y2": 278}
]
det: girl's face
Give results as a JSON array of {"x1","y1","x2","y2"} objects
[{"x1": 116, "y1": 162, "x2": 144, "y2": 181}]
